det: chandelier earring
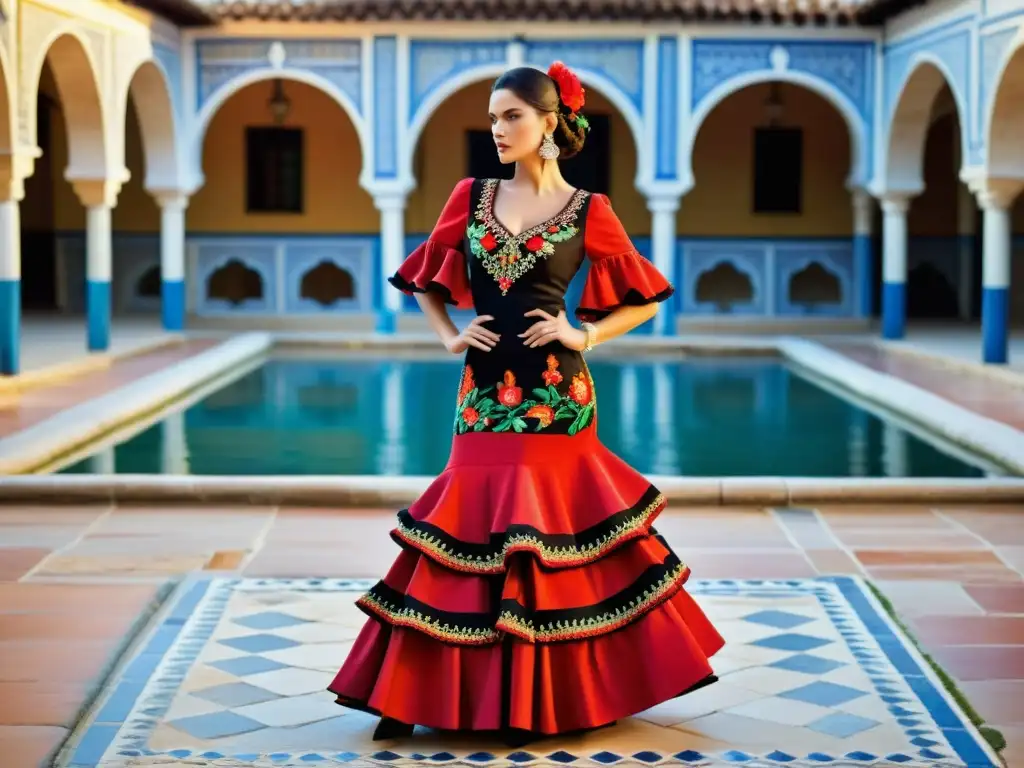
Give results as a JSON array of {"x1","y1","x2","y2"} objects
[{"x1": 538, "y1": 133, "x2": 560, "y2": 161}]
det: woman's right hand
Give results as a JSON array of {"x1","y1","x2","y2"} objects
[{"x1": 445, "y1": 315, "x2": 499, "y2": 354}]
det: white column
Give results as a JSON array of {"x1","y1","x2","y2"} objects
[
  {"x1": 507, "y1": 38, "x2": 526, "y2": 68},
  {"x1": 851, "y1": 189, "x2": 874, "y2": 318},
  {"x1": 880, "y1": 194, "x2": 910, "y2": 340},
  {"x1": 375, "y1": 193, "x2": 407, "y2": 332},
  {"x1": 73, "y1": 180, "x2": 120, "y2": 353},
  {"x1": 0, "y1": 198, "x2": 22, "y2": 375},
  {"x1": 156, "y1": 192, "x2": 189, "y2": 331},
  {"x1": 652, "y1": 362, "x2": 676, "y2": 474},
  {"x1": 978, "y1": 191, "x2": 1013, "y2": 364},
  {"x1": 161, "y1": 409, "x2": 190, "y2": 474},
  {"x1": 619, "y1": 364, "x2": 639, "y2": 456},
  {"x1": 647, "y1": 194, "x2": 680, "y2": 336},
  {"x1": 957, "y1": 183, "x2": 975, "y2": 321}
]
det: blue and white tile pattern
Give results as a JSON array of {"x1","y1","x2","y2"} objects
[{"x1": 59, "y1": 577, "x2": 1001, "y2": 767}]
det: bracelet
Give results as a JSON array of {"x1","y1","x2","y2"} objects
[{"x1": 581, "y1": 322, "x2": 598, "y2": 353}]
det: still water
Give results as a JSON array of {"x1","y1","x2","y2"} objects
[{"x1": 59, "y1": 357, "x2": 987, "y2": 477}]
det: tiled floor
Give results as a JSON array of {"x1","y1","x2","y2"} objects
[
  {"x1": 0, "y1": 339, "x2": 220, "y2": 437},
  {"x1": 1, "y1": 505, "x2": 1023, "y2": 767},
  {"x1": 61, "y1": 575, "x2": 1000, "y2": 767},
  {"x1": 825, "y1": 342, "x2": 1024, "y2": 430}
]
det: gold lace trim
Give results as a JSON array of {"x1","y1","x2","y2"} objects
[
  {"x1": 498, "y1": 561, "x2": 689, "y2": 642},
  {"x1": 356, "y1": 560, "x2": 688, "y2": 646},
  {"x1": 394, "y1": 493, "x2": 665, "y2": 573}
]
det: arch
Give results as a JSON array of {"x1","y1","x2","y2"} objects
[
  {"x1": 118, "y1": 59, "x2": 180, "y2": 190},
  {"x1": 695, "y1": 262, "x2": 755, "y2": 310},
  {"x1": 986, "y1": 36, "x2": 1024, "y2": 178},
  {"x1": 190, "y1": 68, "x2": 370, "y2": 188},
  {"x1": 300, "y1": 261, "x2": 355, "y2": 306},
  {"x1": 788, "y1": 261, "x2": 843, "y2": 307},
  {"x1": 28, "y1": 29, "x2": 107, "y2": 177},
  {"x1": 404, "y1": 64, "x2": 646, "y2": 182},
  {"x1": 685, "y1": 71, "x2": 866, "y2": 188},
  {"x1": 884, "y1": 58, "x2": 970, "y2": 191},
  {"x1": 207, "y1": 258, "x2": 264, "y2": 306},
  {"x1": 135, "y1": 265, "x2": 162, "y2": 299},
  {"x1": 0, "y1": 44, "x2": 13, "y2": 156}
]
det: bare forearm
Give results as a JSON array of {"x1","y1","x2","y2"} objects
[
  {"x1": 589, "y1": 303, "x2": 659, "y2": 345},
  {"x1": 415, "y1": 293, "x2": 459, "y2": 345}
]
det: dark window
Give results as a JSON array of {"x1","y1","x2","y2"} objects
[
  {"x1": 246, "y1": 127, "x2": 303, "y2": 213},
  {"x1": 465, "y1": 114, "x2": 612, "y2": 195},
  {"x1": 753, "y1": 127, "x2": 802, "y2": 214}
]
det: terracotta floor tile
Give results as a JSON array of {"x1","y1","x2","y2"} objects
[
  {"x1": 957, "y1": 681, "x2": 1024, "y2": 726},
  {"x1": 244, "y1": 545, "x2": 395, "y2": 578},
  {"x1": 929, "y1": 645, "x2": 1024, "y2": 681},
  {"x1": 816, "y1": 507, "x2": 951, "y2": 528},
  {"x1": 0, "y1": 583, "x2": 158, "y2": 614},
  {"x1": 0, "y1": 612, "x2": 143, "y2": 642},
  {"x1": 965, "y1": 585, "x2": 1024, "y2": 614},
  {"x1": 866, "y1": 565, "x2": 1023, "y2": 584},
  {"x1": 0, "y1": 682, "x2": 90, "y2": 727},
  {"x1": 872, "y1": 580, "x2": 984, "y2": 618},
  {"x1": 910, "y1": 616, "x2": 1024, "y2": 645},
  {"x1": 204, "y1": 550, "x2": 247, "y2": 570},
  {"x1": 0, "y1": 340, "x2": 218, "y2": 438},
  {"x1": 991, "y1": 725, "x2": 1024, "y2": 767},
  {"x1": 0, "y1": 641, "x2": 122, "y2": 683},
  {"x1": 0, "y1": 549, "x2": 51, "y2": 581},
  {"x1": 673, "y1": 551, "x2": 816, "y2": 579},
  {"x1": 651, "y1": 516, "x2": 794, "y2": 548},
  {"x1": 855, "y1": 549, "x2": 1002, "y2": 567},
  {"x1": 830, "y1": 531, "x2": 987, "y2": 549},
  {"x1": 0, "y1": 725, "x2": 69, "y2": 768},
  {"x1": 0, "y1": 508, "x2": 106, "y2": 526},
  {"x1": 804, "y1": 549, "x2": 863, "y2": 575}
]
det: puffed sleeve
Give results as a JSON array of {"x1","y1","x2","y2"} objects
[
  {"x1": 388, "y1": 177, "x2": 473, "y2": 309},
  {"x1": 576, "y1": 194, "x2": 674, "y2": 323}
]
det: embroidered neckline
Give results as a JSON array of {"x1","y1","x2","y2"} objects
[
  {"x1": 467, "y1": 179, "x2": 588, "y2": 295},
  {"x1": 485, "y1": 178, "x2": 587, "y2": 240}
]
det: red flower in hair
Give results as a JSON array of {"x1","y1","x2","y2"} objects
[{"x1": 547, "y1": 61, "x2": 586, "y2": 114}]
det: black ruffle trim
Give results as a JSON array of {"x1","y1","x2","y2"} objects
[
  {"x1": 388, "y1": 273, "x2": 459, "y2": 306},
  {"x1": 391, "y1": 484, "x2": 665, "y2": 573},
  {"x1": 574, "y1": 284, "x2": 676, "y2": 322},
  {"x1": 355, "y1": 540, "x2": 687, "y2": 645}
]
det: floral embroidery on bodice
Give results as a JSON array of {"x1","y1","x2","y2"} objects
[{"x1": 467, "y1": 179, "x2": 589, "y2": 295}]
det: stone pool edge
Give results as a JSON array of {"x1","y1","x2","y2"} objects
[
  {"x1": 1, "y1": 474, "x2": 1023, "y2": 505},
  {"x1": 778, "y1": 337, "x2": 1024, "y2": 476},
  {"x1": 0, "y1": 333, "x2": 274, "y2": 475}
]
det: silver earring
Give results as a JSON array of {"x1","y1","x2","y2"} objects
[{"x1": 538, "y1": 133, "x2": 560, "y2": 160}]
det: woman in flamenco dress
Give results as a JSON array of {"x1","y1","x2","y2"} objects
[{"x1": 328, "y1": 62, "x2": 724, "y2": 746}]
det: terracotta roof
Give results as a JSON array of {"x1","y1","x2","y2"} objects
[
  {"x1": 198, "y1": 0, "x2": 899, "y2": 25},
  {"x1": 128, "y1": 0, "x2": 217, "y2": 24}
]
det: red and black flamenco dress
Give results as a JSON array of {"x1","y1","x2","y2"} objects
[{"x1": 328, "y1": 177, "x2": 724, "y2": 739}]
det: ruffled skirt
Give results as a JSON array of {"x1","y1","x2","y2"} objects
[{"x1": 328, "y1": 428, "x2": 724, "y2": 735}]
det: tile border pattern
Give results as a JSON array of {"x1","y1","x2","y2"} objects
[{"x1": 62, "y1": 576, "x2": 1001, "y2": 768}]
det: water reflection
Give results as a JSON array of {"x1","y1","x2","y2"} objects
[{"x1": 60, "y1": 357, "x2": 986, "y2": 477}]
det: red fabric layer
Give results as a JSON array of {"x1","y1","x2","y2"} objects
[
  {"x1": 392, "y1": 239, "x2": 473, "y2": 309},
  {"x1": 390, "y1": 177, "x2": 474, "y2": 309},
  {"x1": 578, "y1": 193, "x2": 674, "y2": 322},
  {"x1": 576, "y1": 251, "x2": 674, "y2": 321},
  {"x1": 377, "y1": 534, "x2": 679, "y2": 619},
  {"x1": 398, "y1": 430, "x2": 663, "y2": 571},
  {"x1": 329, "y1": 587, "x2": 725, "y2": 734}
]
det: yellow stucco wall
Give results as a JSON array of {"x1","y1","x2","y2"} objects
[
  {"x1": 406, "y1": 79, "x2": 646, "y2": 233},
  {"x1": 680, "y1": 83, "x2": 852, "y2": 237},
  {"x1": 188, "y1": 78, "x2": 376, "y2": 233}
]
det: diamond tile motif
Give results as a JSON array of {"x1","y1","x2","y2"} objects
[
  {"x1": 742, "y1": 609, "x2": 815, "y2": 630},
  {"x1": 61, "y1": 577, "x2": 1002, "y2": 768}
]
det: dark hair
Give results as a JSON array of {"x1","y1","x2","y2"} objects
[{"x1": 491, "y1": 67, "x2": 587, "y2": 160}]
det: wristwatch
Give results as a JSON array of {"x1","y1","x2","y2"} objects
[{"x1": 581, "y1": 322, "x2": 598, "y2": 353}]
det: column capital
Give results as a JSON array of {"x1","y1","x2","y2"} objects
[
  {"x1": 646, "y1": 194, "x2": 681, "y2": 215},
  {"x1": 0, "y1": 153, "x2": 30, "y2": 203},
  {"x1": 879, "y1": 193, "x2": 912, "y2": 215},
  {"x1": 150, "y1": 189, "x2": 190, "y2": 211},
  {"x1": 373, "y1": 192, "x2": 408, "y2": 213},
  {"x1": 966, "y1": 176, "x2": 1024, "y2": 211},
  {"x1": 70, "y1": 178, "x2": 122, "y2": 208}
]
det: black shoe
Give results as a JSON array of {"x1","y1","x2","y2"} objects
[{"x1": 373, "y1": 717, "x2": 415, "y2": 741}]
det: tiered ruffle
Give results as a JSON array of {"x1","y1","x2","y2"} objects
[
  {"x1": 328, "y1": 429, "x2": 723, "y2": 735},
  {"x1": 576, "y1": 250, "x2": 675, "y2": 323},
  {"x1": 388, "y1": 239, "x2": 473, "y2": 309}
]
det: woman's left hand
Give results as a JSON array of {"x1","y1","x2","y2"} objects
[{"x1": 521, "y1": 309, "x2": 587, "y2": 351}]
